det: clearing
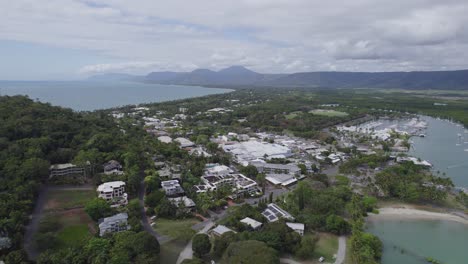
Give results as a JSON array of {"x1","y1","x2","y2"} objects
[
  {"x1": 153, "y1": 217, "x2": 200, "y2": 242},
  {"x1": 44, "y1": 189, "x2": 95, "y2": 211},
  {"x1": 309, "y1": 109, "x2": 349, "y2": 117}
]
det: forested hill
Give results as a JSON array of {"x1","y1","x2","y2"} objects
[
  {"x1": 136, "y1": 66, "x2": 468, "y2": 90},
  {"x1": 0, "y1": 95, "x2": 144, "y2": 258}
]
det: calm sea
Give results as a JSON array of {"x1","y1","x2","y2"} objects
[
  {"x1": 0, "y1": 80, "x2": 233, "y2": 111},
  {"x1": 367, "y1": 219, "x2": 468, "y2": 264}
]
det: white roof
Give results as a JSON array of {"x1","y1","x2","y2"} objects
[
  {"x1": 240, "y1": 217, "x2": 262, "y2": 229},
  {"x1": 158, "y1": 136, "x2": 173, "y2": 143},
  {"x1": 175, "y1": 137, "x2": 195, "y2": 147},
  {"x1": 97, "y1": 181, "x2": 125, "y2": 192},
  {"x1": 168, "y1": 196, "x2": 196, "y2": 208},
  {"x1": 286, "y1": 222, "x2": 305, "y2": 231},
  {"x1": 262, "y1": 203, "x2": 295, "y2": 222},
  {"x1": 265, "y1": 174, "x2": 297, "y2": 186},
  {"x1": 50, "y1": 163, "x2": 76, "y2": 170},
  {"x1": 211, "y1": 225, "x2": 235, "y2": 235}
]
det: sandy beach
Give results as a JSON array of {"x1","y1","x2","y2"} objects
[{"x1": 367, "y1": 207, "x2": 468, "y2": 225}]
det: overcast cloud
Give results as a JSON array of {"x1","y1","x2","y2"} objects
[{"x1": 1, "y1": 0, "x2": 468, "y2": 78}]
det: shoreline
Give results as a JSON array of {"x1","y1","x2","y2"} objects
[{"x1": 367, "y1": 207, "x2": 468, "y2": 225}]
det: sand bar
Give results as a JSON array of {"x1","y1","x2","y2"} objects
[{"x1": 367, "y1": 207, "x2": 468, "y2": 225}]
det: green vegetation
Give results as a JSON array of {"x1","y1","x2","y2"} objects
[
  {"x1": 56, "y1": 225, "x2": 90, "y2": 248},
  {"x1": 84, "y1": 197, "x2": 114, "y2": 221},
  {"x1": 45, "y1": 190, "x2": 95, "y2": 211},
  {"x1": 310, "y1": 109, "x2": 349, "y2": 117},
  {"x1": 222, "y1": 240, "x2": 280, "y2": 264},
  {"x1": 153, "y1": 218, "x2": 199, "y2": 242},
  {"x1": 192, "y1": 233, "x2": 211, "y2": 258},
  {"x1": 313, "y1": 233, "x2": 338, "y2": 261}
]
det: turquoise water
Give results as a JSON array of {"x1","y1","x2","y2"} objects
[
  {"x1": 409, "y1": 116, "x2": 468, "y2": 188},
  {"x1": 367, "y1": 219, "x2": 468, "y2": 264},
  {"x1": 0, "y1": 80, "x2": 232, "y2": 111}
]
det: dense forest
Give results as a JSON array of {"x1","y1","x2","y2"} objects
[{"x1": 0, "y1": 96, "x2": 150, "y2": 261}]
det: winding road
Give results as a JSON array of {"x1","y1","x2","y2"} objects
[{"x1": 334, "y1": 236, "x2": 346, "y2": 264}]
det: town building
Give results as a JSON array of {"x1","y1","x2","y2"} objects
[
  {"x1": 222, "y1": 140, "x2": 292, "y2": 165},
  {"x1": 174, "y1": 137, "x2": 195, "y2": 148},
  {"x1": 98, "y1": 213, "x2": 130, "y2": 236},
  {"x1": 265, "y1": 173, "x2": 298, "y2": 186},
  {"x1": 49, "y1": 163, "x2": 85, "y2": 178},
  {"x1": 250, "y1": 161, "x2": 301, "y2": 175},
  {"x1": 161, "y1": 180, "x2": 185, "y2": 196},
  {"x1": 157, "y1": 136, "x2": 173, "y2": 144},
  {"x1": 97, "y1": 181, "x2": 128, "y2": 207},
  {"x1": 168, "y1": 196, "x2": 196, "y2": 211},
  {"x1": 286, "y1": 222, "x2": 305, "y2": 236},
  {"x1": 262, "y1": 203, "x2": 295, "y2": 222},
  {"x1": 240, "y1": 217, "x2": 263, "y2": 230},
  {"x1": 210, "y1": 225, "x2": 236, "y2": 237},
  {"x1": 103, "y1": 160, "x2": 124, "y2": 175}
]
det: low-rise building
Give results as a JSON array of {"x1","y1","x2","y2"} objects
[
  {"x1": 262, "y1": 203, "x2": 295, "y2": 222},
  {"x1": 161, "y1": 180, "x2": 185, "y2": 196},
  {"x1": 210, "y1": 225, "x2": 236, "y2": 237},
  {"x1": 97, "y1": 181, "x2": 128, "y2": 207},
  {"x1": 240, "y1": 217, "x2": 263, "y2": 230},
  {"x1": 174, "y1": 137, "x2": 195, "y2": 148},
  {"x1": 49, "y1": 163, "x2": 85, "y2": 178},
  {"x1": 286, "y1": 222, "x2": 305, "y2": 236},
  {"x1": 265, "y1": 174, "x2": 298, "y2": 186},
  {"x1": 251, "y1": 161, "x2": 301, "y2": 175},
  {"x1": 158, "y1": 136, "x2": 173, "y2": 144},
  {"x1": 168, "y1": 196, "x2": 196, "y2": 210},
  {"x1": 103, "y1": 160, "x2": 124, "y2": 175},
  {"x1": 98, "y1": 213, "x2": 130, "y2": 237}
]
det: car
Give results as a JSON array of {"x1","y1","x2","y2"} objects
[{"x1": 319, "y1": 256, "x2": 325, "y2": 262}]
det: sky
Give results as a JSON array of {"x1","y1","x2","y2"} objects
[{"x1": 1, "y1": 0, "x2": 468, "y2": 80}]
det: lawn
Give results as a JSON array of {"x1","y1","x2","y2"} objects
[
  {"x1": 154, "y1": 218, "x2": 200, "y2": 242},
  {"x1": 45, "y1": 189, "x2": 95, "y2": 211},
  {"x1": 313, "y1": 233, "x2": 339, "y2": 262},
  {"x1": 285, "y1": 111, "x2": 303, "y2": 120},
  {"x1": 159, "y1": 240, "x2": 187, "y2": 264},
  {"x1": 309, "y1": 109, "x2": 349, "y2": 117},
  {"x1": 57, "y1": 224, "x2": 91, "y2": 248}
]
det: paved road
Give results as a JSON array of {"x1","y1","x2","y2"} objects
[
  {"x1": 334, "y1": 236, "x2": 346, "y2": 264},
  {"x1": 280, "y1": 258, "x2": 302, "y2": 264},
  {"x1": 138, "y1": 179, "x2": 171, "y2": 244},
  {"x1": 176, "y1": 220, "x2": 215, "y2": 264}
]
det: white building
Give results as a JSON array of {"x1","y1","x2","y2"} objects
[
  {"x1": 240, "y1": 217, "x2": 263, "y2": 230},
  {"x1": 99, "y1": 213, "x2": 130, "y2": 236},
  {"x1": 265, "y1": 174, "x2": 298, "y2": 186},
  {"x1": 49, "y1": 163, "x2": 85, "y2": 178},
  {"x1": 222, "y1": 140, "x2": 292, "y2": 165},
  {"x1": 210, "y1": 225, "x2": 236, "y2": 237},
  {"x1": 168, "y1": 196, "x2": 196, "y2": 210},
  {"x1": 250, "y1": 161, "x2": 301, "y2": 175},
  {"x1": 97, "y1": 181, "x2": 127, "y2": 207},
  {"x1": 161, "y1": 180, "x2": 185, "y2": 196},
  {"x1": 262, "y1": 203, "x2": 295, "y2": 222},
  {"x1": 175, "y1": 137, "x2": 195, "y2": 148},
  {"x1": 158, "y1": 136, "x2": 173, "y2": 144},
  {"x1": 286, "y1": 222, "x2": 305, "y2": 236}
]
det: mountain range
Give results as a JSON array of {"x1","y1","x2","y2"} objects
[{"x1": 89, "y1": 66, "x2": 468, "y2": 90}]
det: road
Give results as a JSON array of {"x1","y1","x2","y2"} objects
[
  {"x1": 176, "y1": 220, "x2": 215, "y2": 264},
  {"x1": 137, "y1": 179, "x2": 171, "y2": 244},
  {"x1": 334, "y1": 236, "x2": 346, "y2": 264},
  {"x1": 23, "y1": 184, "x2": 94, "y2": 260}
]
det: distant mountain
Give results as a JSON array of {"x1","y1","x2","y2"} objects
[
  {"x1": 92, "y1": 66, "x2": 468, "y2": 90},
  {"x1": 87, "y1": 73, "x2": 141, "y2": 82}
]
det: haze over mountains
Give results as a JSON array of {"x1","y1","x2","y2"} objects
[{"x1": 89, "y1": 66, "x2": 468, "y2": 90}]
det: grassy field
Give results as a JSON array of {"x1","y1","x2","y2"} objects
[
  {"x1": 160, "y1": 240, "x2": 187, "y2": 264},
  {"x1": 44, "y1": 189, "x2": 95, "y2": 211},
  {"x1": 313, "y1": 233, "x2": 339, "y2": 262},
  {"x1": 57, "y1": 224, "x2": 91, "y2": 248},
  {"x1": 154, "y1": 218, "x2": 200, "y2": 242},
  {"x1": 309, "y1": 109, "x2": 349, "y2": 117},
  {"x1": 285, "y1": 111, "x2": 303, "y2": 119}
]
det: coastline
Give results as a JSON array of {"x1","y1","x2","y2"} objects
[{"x1": 367, "y1": 207, "x2": 468, "y2": 225}]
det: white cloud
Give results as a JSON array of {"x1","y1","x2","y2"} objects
[{"x1": 1, "y1": 0, "x2": 468, "y2": 77}]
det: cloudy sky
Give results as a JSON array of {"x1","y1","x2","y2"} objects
[{"x1": 1, "y1": 0, "x2": 468, "y2": 79}]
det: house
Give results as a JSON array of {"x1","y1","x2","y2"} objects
[
  {"x1": 251, "y1": 161, "x2": 301, "y2": 175},
  {"x1": 168, "y1": 196, "x2": 196, "y2": 210},
  {"x1": 210, "y1": 225, "x2": 236, "y2": 237},
  {"x1": 157, "y1": 136, "x2": 173, "y2": 144},
  {"x1": 240, "y1": 217, "x2": 263, "y2": 230},
  {"x1": 262, "y1": 203, "x2": 295, "y2": 222},
  {"x1": 205, "y1": 164, "x2": 233, "y2": 176},
  {"x1": 103, "y1": 160, "x2": 124, "y2": 175},
  {"x1": 200, "y1": 173, "x2": 258, "y2": 196},
  {"x1": 49, "y1": 163, "x2": 85, "y2": 178},
  {"x1": 265, "y1": 174, "x2": 298, "y2": 186},
  {"x1": 286, "y1": 222, "x2": 305, "y2": 236},
  {"x1": 98, "y1": 213, "x2": 130, "y2": 236},
  {"x1": 174, "y1": 137, "x2": 195, "y2": 148},
  {"x1": 161, "y1": 180, "x2": 185, "y2": 196},
  {"x1": 97, "y1": 181, "x2": 128, "y2": 207}
]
